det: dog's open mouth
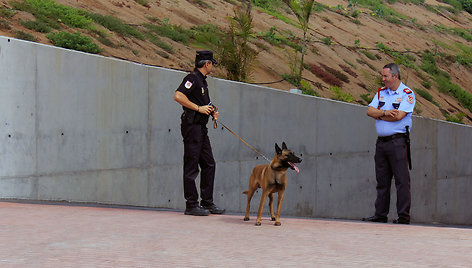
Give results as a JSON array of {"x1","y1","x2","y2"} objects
[{"x1": 288, "y1": 162, "x2": 299, "y2": 173}]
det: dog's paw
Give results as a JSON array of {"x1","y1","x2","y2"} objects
[
  {"x1": 274, "y1": 222, "x2": 281, "y2": 226},
  {"x1": 255, "y1": 222, "x2": 261, "y2": 226},
  {"x1": 243, "y1": 217, "x2": 250, "y2": 221},
  {"x1": 271, "y1": 217, "x2": 276, "y2": 221}
]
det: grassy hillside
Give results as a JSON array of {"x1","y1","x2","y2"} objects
[{"x1": 1, "y1": 0, "x2": 472, "y2": 124}]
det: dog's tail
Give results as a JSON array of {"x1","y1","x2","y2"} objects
[{"x1": 242, "y1": 190, "x2": 248, "y2": 195}]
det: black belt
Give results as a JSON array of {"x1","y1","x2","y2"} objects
[{"x1": 377, "y1": 133, "x2": 406, "y2": 142}]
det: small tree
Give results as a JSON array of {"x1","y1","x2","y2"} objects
[
  {"x1": 218, "y1": 1, "x2": 258, "y2": 82},
  {"x1": 283, "y1": 0, "x2": 315, "y2": 85}
]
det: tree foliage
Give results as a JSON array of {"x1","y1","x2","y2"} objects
[
  {"x1": 282, "y1": 0, "x2": 315, "y2": 85},
  {"x1": 218, "y1": 2, "x2": 259, "y2": 82}
]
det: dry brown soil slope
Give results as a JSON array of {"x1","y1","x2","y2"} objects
[{"x1": 1, "y1": 0, "x2": 472, "y2": 125}]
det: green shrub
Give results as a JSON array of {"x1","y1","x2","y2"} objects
[
  {"x1": 258, "y1": 27, "x2": 301, "y2": 51},
  {"x1": 435, "y1": 75, "x2": 472, "y2": 112},
  {"x1": 415, "y1": 88, "x2": 439, "y2": 106},
  {"x1": 191, "y1": 24, "x2": 222, "y2": 48},
  {"x1": 351, "y1": 9, "x2": 361, "y2": 18},
  {"x1": 90, "y1": 29, "x2": 115, "y2": 47},
  {"x1": 330, "y1": 86, "x2": 354, "y2": 103},
  {"x1": 0, "y1": 19, "x2": 10, "y2": 30},
  {"x1": 47, "y1": 31, "x2": 101, "y2": 54},
  {"x1": 144, "y1": 22, "x2": 191, "y2": 44},
  {"x1": 0, "y1": 7, "x2": 17, "y2": 18},
  {"x1": 86, "y1": 12, "x2": 144, "y2": 40},
  {"x1": 135, "y1": 0, "x2": 150, "y2": 7},
  {"x1": 360, "y1": 93, "x2": 373, "y2": 104},
  {"x1": 250, "y1": 0, "x2": 284, "y2": 11},
  {"x1": 451, "y1": 27, "x2": 472, "y2": 42},
  {"x1": 14, "y1": 30, "x2": 36, "y2": 41},
  {"x1": 20, "y1": 20, "x2": 51, "y2": 33},
  {"x1": 460, "y1": 0, "x2": 472, "y2": 13},
  {"x1": 144, "y1": 33, "x2": 173, "y2": 53},
  {"x1": 420, "y1": 50, "x2": 449, "y2": 78},
  {"x1": 421, "y1": 79, "x2": 432, "y2": 89},
  {"x1": 11, "y1": 0, "x2": 92, "y2": 29},
  {"x1": 361, "y1": 49, "x2": 377, "y2": 60},
  {"x1": 321, "y1": 36, "x2": 333, "y2": 46},
  {"x1": 376, "y1": 42, "x2": 416, "y2": 68},
  {"x1": 444, "y1": 112, "x2": 465, "y2": 124},
  {"x1": 300, "y1": 80, "x2": 317, "y2": 96}
]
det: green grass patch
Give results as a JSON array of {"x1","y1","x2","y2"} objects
[
  {"x1": 320, "y1": 36, "x2": 333, "y2": 46},
  {"x1": 330, "y1": 86, "x2": 354, "y2": 103},
  {"x1": 90, "y1": 29, "x2": 115, "y2": 47},
  {"x1": 190, "y1": 23, "x2": 222, "y2": 48},
  {"x1": 144, "y1": 22, "x2": 191, "y2": 45},
  {"x1": 11, "y1": 0, "x2": 92, "y2": 29},
  {"x1": 85, "y1": 12, "x2": 144, "y2": 40},
  {"x1": 435, "y1": 75, "x2": 472, "y2": 112},
  {"x1": 14, "y1": 30, "x2": 36, "y2": 41},
  {"x1": 135, "y1": 0, "x2": 150, "y2": 7},
  {"x1": 420, "y1": 50, "x2": 450, "y2": 79},
  {"x1": 20, "y1": 20, "x2": 51, "y2": 33},
  {"x1": 0, "y1": 19, "x2": 11, "y2": 30},
  {"x1": 415, "y1": 87, "x2": 439, "y2": 106},
  {"x1": 360, "y1": 93, "x2": 373, "y2": 104},
  {"x1": 443, "y1": 111, "x2": 465, "y2": 124},
  {"x1": 258, "y1": 26, "x2": 301, "y2": 51},
  {"x1": 144, "y1": 32, "x2": 173, "y2": 53},
  {"x1": 421, "y1": 79, "x2": 432, "y2": 89},
  {"x1": 376, "y1": 42, "x2": 417, "y2": 68},
  {"x1": 47, "y1": 31, "x2": 101, "y2": 54},
  {"x1": 0, "y1": 6, "x2": 17, "y2": 18},
  {"x1": 361, "y1": 49, "x2": 377, "y2": 60}
]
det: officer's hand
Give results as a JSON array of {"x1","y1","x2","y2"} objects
[
  {"x1": 212, "y1": 111, "x2": 219, "y2": 121},
  {"x1": 385, "y1": 109, "x2": 398, "y2": 117},
  {"x1": 199, "y1": 105, "x2": 213, "y2": 115}
]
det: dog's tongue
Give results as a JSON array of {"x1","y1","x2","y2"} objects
[{"x1": 289, "y1": 162, "x2": 299, "y2": 173}]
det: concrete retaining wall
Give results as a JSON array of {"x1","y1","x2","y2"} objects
[{"x1": 1, "y1": 37, "x2": 471, "y2": 225}]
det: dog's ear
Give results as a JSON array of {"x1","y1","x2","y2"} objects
[
  {"x1": 282, "y1": 142, "x2": 287, "y2": 150},
  {"x1": 275, "y1": 143, "x2": 282, "y2": 155}
]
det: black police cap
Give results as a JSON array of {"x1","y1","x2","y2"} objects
[{"x1": 195, "y1": 50, "x2": 218, "y2": 65}]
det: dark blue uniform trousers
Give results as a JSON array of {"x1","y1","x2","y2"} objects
[
  {"x1": 374, "y1": 137, "x2": 411, "y2": 220},
  {"x1": 181, "y1": 122, "x2": 215, "y2": 209}
]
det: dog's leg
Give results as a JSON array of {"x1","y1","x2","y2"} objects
[
  {"x1": 255, "y1": 190, "x2": 270, "y2": 226},
  {"x1": 244, "y1": 187, "x2": 257, "y2": 221},
  {"x1": 274, "y1": 191, "x2": 285, "y2": 226},
  {"x1": 268, "y1": 193, "x2": 276, "y2": 221}
]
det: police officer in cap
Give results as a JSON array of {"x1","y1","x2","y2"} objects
[
  {"x1": 173, "y1": 50, "x2": 225, "y2": 216},
  {"x1": 363, "y1": 63, "x2": 416, "y2": 224}
]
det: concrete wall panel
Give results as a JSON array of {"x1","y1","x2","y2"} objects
[
  {"x1": 0, "y1": 38, "x2": 36, "y2": 177},
  {"x1": 1, "y1": 37, "x2": 471, "y2": 225},
  {"x1": 35, "y1": 45, "x2": 149, "y2": 174}
]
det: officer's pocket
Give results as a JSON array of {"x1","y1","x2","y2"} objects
[
  {"x1": 181, "y1": 124, "x2": 202, "y2": 143},
  {"x1": 393, "y1": 138, "x2": 407, "y2": 161}
]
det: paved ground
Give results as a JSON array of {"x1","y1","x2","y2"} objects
[{"x1": 1, "y1": 201, "x2": 471, "y2": 267}]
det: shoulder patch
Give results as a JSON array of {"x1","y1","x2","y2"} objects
[
  {"x1": 184, "y1": 81, "x2": 193, "y2": 89},
  {"x1": 407, "y1": 95, "x2": 414, "y2": 104},
  {"x1": 403, "y1": 88, "x2": 412, "y2": 94}
]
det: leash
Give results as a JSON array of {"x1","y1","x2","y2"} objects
[{"x1": 212, "y1": 118, "x2": 271, "y2": 163}]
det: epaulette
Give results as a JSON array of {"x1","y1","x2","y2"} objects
[
  {"x1": 378, "y1": 86, "x2": 387, "y2": 91},
  {"x1": 403, "y1": 88, "x2": 412, "y2": 94}
]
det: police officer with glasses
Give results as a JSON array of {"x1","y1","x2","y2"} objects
[{"x1": 363, "y1": 63, "x2": 416, "y2": 224}]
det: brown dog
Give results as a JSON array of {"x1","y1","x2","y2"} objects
[{"x1": 243, "y1": 142, "x2": 302, "y2": 226}]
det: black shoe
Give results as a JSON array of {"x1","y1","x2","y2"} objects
[
  {"x1": 202, "y1": 204, "x2": 225, "y2": 214},
  {"x1": 362, "y1": 215, "x2": 388, "y2": 223},
  {"x1": 184, "y1": 206, "x2": 210, "y2": 216},
  {"x1": 393, "y1": 218, "x2": 410, "y2": 224}
]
